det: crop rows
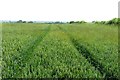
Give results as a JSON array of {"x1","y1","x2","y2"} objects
[
  {"x1": 58, "y1": 24, "x2": 118, "y2": 79},
  {"x1": 26, "y1": 29, "x2": 102, "y2": 78},
  {"x1": 2, "y1": 23, "x2": 50, "y2": 78},
  {"x1": 1, "y1": 23, "x2": 118, "y2": 79}
]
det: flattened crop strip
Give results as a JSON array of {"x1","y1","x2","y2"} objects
[{"x1": 11, "y1": 26, "x2": 50, "y2": 77}]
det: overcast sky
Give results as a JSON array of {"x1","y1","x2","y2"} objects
[{"x1": 0, "y1": 0, "x2": 119, "y2": 22}]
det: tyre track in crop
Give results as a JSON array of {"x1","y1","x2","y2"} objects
[
  {"x1": 57, "y1": 25, "x2": 118, "y2": 79},
  {"x1": 71, "y1": 39, "x2": 118, "y2": 79},
  {"x1": 11, "y1": 26, "x2": 50, "y2": 77}
]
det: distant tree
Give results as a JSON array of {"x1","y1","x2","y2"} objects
[
  {"x1": 69, "y1": 21, "x2": 74, "y2": 24},
  {"x1": 17, "y1": 20, "x2": 22, "y2": 23},
  {"x1": 92, "y1": 18, "x2": 120, "y2": 25},
  {"x1": 112, "y1": 18, "x2": 118, "y2": 24},
  {"x1": 69, "y1": 21, "x2": 87, "y2": 24},
  {"x1": 107, "y1": 20, "x2": 113, "y2": 25},
  {"x1": 28, "y1": 21, "x2": 33, "y2": 23},
  {"x1": 22, "y1": 21, "x2": 26, "y2": 23},
  {"x1": 106, "y1": 18, "x2": 120, "y2": 25},
  {"x1": 54, "y1": 21, "x2": 61, "y2": 24},
  {"x1": 117, "y1": 18, "x2": 120, "y2": 25},
  {"x1": 92, "y1": 21, "x2": 96, "y2": 23},
  {"x1": 79, "y1": 21, "x2": 86, "y2": 23},
  {"x1": 92, "y1": 21, "x2": 99, "y2": 24},
  {"x1": 100, "y1": 21, "x2": 106, "y2": 24},
  {"x1": 112, "y1": 18, "x2": 120, "y2": 24}
]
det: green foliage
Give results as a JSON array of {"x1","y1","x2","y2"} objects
[
  {"x1": 16, "y1": 20, "x2": 23, "y2": 23},
  {"x1": 2, "y1": 23, "x2": 118, "y2": 78},
  {"x1": 69, "y1": 21, "x2": 86, "y2": 24},
  {"x1": 28, "y1": 21, "x2": 33, "y2": 23},
  {"x1": 61, "y1": 23, "x2": 118, "y2": 78},
  {"x1": 22, "y1": 21, "x2": 26, "y2": 23},
  {"x1": 109, "y1": 18, "x2": 120, "y2": 25},
  {"x1": 93, "y1": 18, "x2": 120, "y2": 25}
]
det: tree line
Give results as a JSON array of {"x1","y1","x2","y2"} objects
[
  {"x1": 16, "y1": 20, "x2": 33, "y2": 23},
  {"x1": 69, "y1": 18, "x2": 120, "y2": 25},
  {"x1": 92, "y1": 18, "x2": 120, "y2": 25},
  {"x1": 15, "y1": 18, "x2": 120, "y2": 25}
]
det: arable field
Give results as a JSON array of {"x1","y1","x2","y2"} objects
[{"x1": 1, "y1": 23, "x2": 118, "y2": 79}]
